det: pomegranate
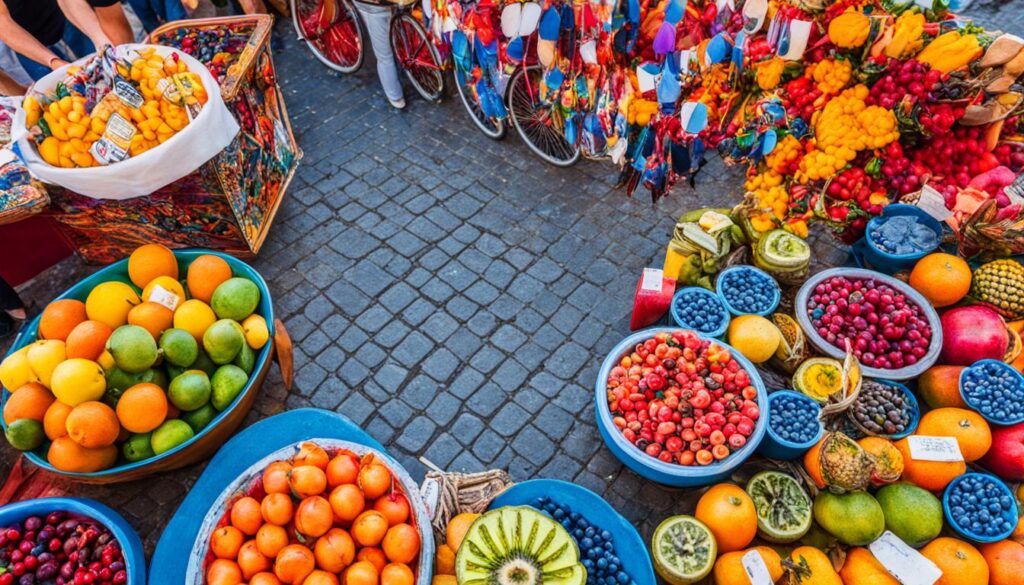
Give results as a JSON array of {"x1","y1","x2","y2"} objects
[
  {"x1": 939, "y1": 306, "x2": 1009, "y2": 365},
  {"x1": 981, "y1": 423, "x2": 1024, "y2": 481}
]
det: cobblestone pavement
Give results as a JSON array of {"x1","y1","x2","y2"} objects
[{"x1": 2, "y1": 0, "x2": 1024, "y2": 557}]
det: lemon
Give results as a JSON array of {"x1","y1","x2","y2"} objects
[
  {"x1": 727, "y1": 315, "x2": 782, "y2": 364},
  {"x1": 50, "y1": 358, "x2": 106, "y2": 406},
  {"x1": 173, "y1": 299, "x2": 216, "y2": 342},
  {"x1": 26, "y1": 340, "x2": 66, "y2": 388},
  {"x1": 241, "y1": 314, "x2": 269, "y2": 349},
  {"x1": 141, "y1": 275, "x2": 186, "y2": 309},
  {"x1": 86, "y1": 281, "x2": 140, "y2": 329},
  {"x1": 0, "y1": 346, "x2": 40, "y2": 390},
  {"x1": 97, "y1": 350, "x2": 115, "y2": 372}
]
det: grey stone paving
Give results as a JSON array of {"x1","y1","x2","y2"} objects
[{"x1": 2, "y1": 0, "x2": 1023, "y2": 556}]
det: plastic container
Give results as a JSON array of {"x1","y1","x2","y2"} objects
[
  {"x1": 794, "y1": 267, "x2": 943, "y2": 380},
  {"x1": 852, "y1": 380, "x2": 920, "y2": 439},
  {"x1": 943, "y1": 472, "x2": 1018, "y2": 543},
  {"x1": 0, "y1": 249, "x2": 275, "y2": 484},
  {"x1": 757, "y1": 390, "x2": 823, "y2": 460},
  {"x1": 863, "y1": 204, "x2": 943, "y2": 274},
  {"x1": 669, "y1": 287, "x2": 730, "y2": 338},
  {"x1": 0, "y1": 497, "x2": 146, "y2": 584},
  {"x1": 715, "y1": 266, "x2": 781, "y2": 316},
  {"x1": 959, "y1": 359, "x2": 1024, "y2": 425},
  {"x1": 594, "y1": 327, "x2": 769, "y2": 487},
  {"x1": 490, "y1": 479, "x2": 655, "y2": 585}
]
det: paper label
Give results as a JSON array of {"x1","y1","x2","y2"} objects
[
  {"x1": 419, "y1": 477, "x2": 441, "y2": 520},
  {"x1": 89, "y1": 112, "x2": 135, "y2": 165},
  {"x1": 146, "y1": 283, "x2": 181, "y2": 311},
  {"x1": 916, "y1": 185, "x2": 953, "y2": 222},
  {"x1": 915, "y1": 0, "x2": 934, "y2": 9},
  {"x1": 741, "y1": 550, "x2": 774, "y2": 585},
  {"x1": 113, "y1": 78, "x2": 143, "y2": 108},
  {"x1": 870, "y1": 531, "x2": 942, "y2": 585},
  {"x1": 907, "y1": 435, "x2": 963, "y2": 462},
  {"x1": 780, "y1": 19, "x2": 812, "y2": 61},
  {"x1": 641, "y1": 268, "x2": 665, "y2": 292}
]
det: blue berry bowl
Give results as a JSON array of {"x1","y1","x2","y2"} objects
[
  {"x1": 669, "y1": 287, "x2": 730, "y2": 338},
  {"x1": 757, "y1": 390, "x2": 823, "y2": 460},
  {"x1": 715, "y1": 266, "x2": 781, "y2": 317},
  {"x1": 943, "y1": 472, "x2": 1019, "y2": 543},
  {"x1": 959, "y1": 359, "x2": 1024, "y2": 425},
  {"x1": 863, "y1": 204, "x2": 943, "y2": 275}
]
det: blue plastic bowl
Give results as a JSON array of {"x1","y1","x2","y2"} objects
[
  {"x1": 0, "y1": 497, "x2": 146, "y2": 584},
  {"x1": 864, "y1": 204, "x2": 942, "y2": 274},
  {"x1": 943, "y1": 472, "x2": 1019, "y2": 543},
  {"x1": 757, "y1": 390, "x2": 822, "y2": 460},
  {"x1": 595, "y1": 327, "x2": 769, "y2": 487},
  {"x1": 853, "y1": 380, "x2": 920, "y2": 440},
  {"x1": 490, "y1": 479, "x2": 655, "y2": 585},
  {"x1": 715, "y1": 266, "x2": 781, "y2": 317},
  {"x1": 669, "y1": 287, "x2": 730, "y2": 338},
  {"x1": 959, "y1": 359, "x2": 1024, "y2": 425},
  {"x1": 0, "y1": 249, "x2": 274, "y2": 481}
]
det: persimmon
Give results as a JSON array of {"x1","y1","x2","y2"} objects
[
  {"x1": 275, "y1": 545, "x2": 316, "y2": 584},
  {"x1": 343, "y1": 560, "x2": 379, "y2": 585},
  {"x1": 381, "y1": 563, "x2": 414, "y2": 585},
  {"x1": 251, "y1": 573, "x2": 283, "y2": 585},
  {"x1": 327, "y1": 452, "x2": 360, "y2": 487},
  {"x1": 207, "y1": 559, "x2": 244, "y2": 585},
  {"x1": 261, "y1": 492, "x2": 295, "y2": 526},
  {"x1": 330, "y1": 484, "x2": 365, "y2": 523},
  {"x1": 238, "y1": 540, "x2": 272, "y2": 579},
  {"x1": 294, "y1": 441, "x2": 330, "y2": 469},
  {"x1": 314, "y1": 528, "x2": 356, "y2": 573},
  {"x1": 374, "y1": 493, "x2": 410, "y2": 526},
  {"x1": 211, "y1": 526, "x2": 246, "y2": 559},
  {"x1": 290, "y1": 465, "x2": 328, "y2": 498},
  {"x1": 231, "y1": 497, "x2": 264, "y2": 536},
  {"x1": 303, "y1": 570, "x2": 340, "y2": 585},
  {"x1": 352, "y1": 511, "x2": 389, "y2": 547},
  {"x1": 358, "y1": 464, "x2": 391, "y2": 500},
  {"x1": 257, "y1": 524, "x2": 289, "y2": 558},
  {"x1": 263, "y1": 461, "x2": 293, "y2": 494},
  {"x1": 381, "y1": 524, "x2": 419, "y2": 564},
  {"x1": 295, "y1": 496, "x2": 334, "y2": 538},
  {"x1": 356, "y1": 548, "x2": 387, "y2": 573}
]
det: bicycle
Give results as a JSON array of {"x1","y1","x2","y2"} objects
[{"x1": 291, "y1": 0, "x2": 446, "y2": 102}]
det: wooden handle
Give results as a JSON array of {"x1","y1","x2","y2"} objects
[{"x1": 273, "y1": 318, "x2": 293, "y2": 391}]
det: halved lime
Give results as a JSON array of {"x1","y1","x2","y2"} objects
[
  {"x1": 651, "y1": 515, "x2": 716, "y2": 585},
  {"x1": 746, "y1": 470, "x2": 813, "y2": 543}
]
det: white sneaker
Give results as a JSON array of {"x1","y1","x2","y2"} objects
[{"x1": 389, "y1": 97, "x2": 406, "y2": 110}]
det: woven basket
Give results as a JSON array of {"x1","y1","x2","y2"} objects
[{"x1": 422, "y1": 470, "x2": 513, "y2": 543}]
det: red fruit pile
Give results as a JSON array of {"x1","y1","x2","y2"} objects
[
  {"x1": 867, "y1": 58, "x2": 941, "y2": 109},
  {"x1": 606, "y1": 331, "x2": 760, "y2": 467},
  {"x1": 0, "y1": 512, "x2": 126, "y2": 585}
]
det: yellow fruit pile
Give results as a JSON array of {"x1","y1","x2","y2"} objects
[
  {"x1": 627, "y1": 97, "x2": 659, "y2": 127},
  {"x1": 755, "y1": 57, "x2": 785, "y2": 90},
  {"x1": 765, "y1": 134, "x2": 802, "y2": 174},
  {"x1": 828, "y1": 10, "x2": 870, "y2": 49},
  {"x1": 917, "y1": 30, "x2": 983, "y2": 74},
  {"x1": 885, "y1": 11, "x2": 925, "y2": 58},
  {"x1": 809, "y1": 57, "x2": 852, "y2": 95},
  {"x1": 745, "y1": 170, "x2": 789, "y2": 232},
  {"x1": 25, "y1": 95, "x2": 99, "y2": 168}
]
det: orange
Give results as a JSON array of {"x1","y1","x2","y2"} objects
[
  {"x1": 803, "y1": 437, "x2": 826, "y2": 489},
  {"x1": 65, "y1": 401, "x2": 119, "y2": 448},
  {"x1": 327, "y1": 452, "x2": 360, "y2": 486},
  {"x1": 187, "y1": 254, "x2": 233, "y2": 303},
  {"x1": 910, "y1": 253, "x2": 972, "y2": 308},
  {"x1": 434, "y1": 544, "x2": 455, "y2": 576},
  {"x1": 263, "y1": 460, "x2": 292, "y2": 494},
  {"x1": 839, "y1": 547, "x2": 898, "y2": 585},
  {"x1": 256, "y1": 524, "x2": 289, "y2": 558},
  {"x1": 261, "y1": 492, "x2": 294, "y2": 526},
  {"x1": 274, "y1": 545, "x2": 316, "y2": 584},
  {"x1": 38, "y1": 299, "x2": 87, "y2": 341},
  {"x1": 207, "y1": 558, "x2": 244, "y2": 585},
  {"x1": 128, "y1": 243, "x2": 179, "y2": 288},
  {"x1": 343, "y1": 560, "x2": 379, "y2": 585},
  {"x1": 921, "y1": 538, "x2": 988, "y2": 585},
  {"x1": 432, "y1": 577, "x2": 457, "y2": 585},
  {"x1": 694, "y1": 483, "x2": 757, "y2": 553},
  {"x1": 380, "y1": 563, "x2": 413, "y2": 585},
  {"x1": 356, "y1": 548, "x2": 387, "y2": 573},
  {"x1": 212, "y1": 526, "x2": 246, "y2": 559},
  {"x1": 46, "y1": 436, "x2": 117, "y2": 472},
  {"x1": 445, "y1": 513, "x2": 480, "y2": 552},
  {"x1": 917, "y1": 408, "x2": 992, "y2": 462},
  {"x1": 127, "y1": 302, "x2": 174, "y2": 340},
  {"x1": 290, "y1": 465, "x2": 328, "y2": 498},
  {"x1": 980, "y1": 540, "x2": 1024, "y2": 585},
  {"x1": 330, "y1": 484, "x2": 366, "y2": 523},
  {"x1": 304, "y1": 570, "x2": 340, "y2": 585},
  {"x1": 65, "y1": 320, "x2": 113, "y2": 360},
  {"x1": 252, "y1": 573, "x2": 283, "y2": 585},
  {"x1": 713, "y1": 547, "x2": 783, "y2": 585},
  {"x1": 3, "y1": 382, "x2": 55, "y2": 424},
  {"x1": 374, "y1": 493, "x2": 410, "y2": 525},
  {"x1": 381, "y1": 524, "x2": 419, "y2": 564},
  {"x1": 295, "y1": 496, "x2": 334, "y2": 538},
  {"x1": 894, "y1": 437, "x2": 966, "y2": 491},
  {"x1": 352, "y1": 511, "x2": 389, "y2": 548},
  {"x1": 115, "y1": 383, "x2": 168, "y2": 433},
  {"x1": 1013, "y1": 517, "x2": 1024, "y2": 545},
  {"x1": 231, "y1": 496, "x2": 264, "y2": 536},
  {"x1": 239, "y1": 539, "x2": 272, "y2": 579},
  {"x1": 918, "y1": 365, "x2": 968, "y2": 409},
  {"x1": 294, "y1": 442, "x2": 330, "y2": 469},
  {"x1": 358, "y1": 464, "x2": 391, "y2": 500},
  {"x1": 43, "y1": 400, "x2": 73, "y2": 440},
  {"x1": 314, "y1": 528, "x2": 356, "y2": 573},
  {"x1": 787, "y1": 547, "x2": 841, "y2": 585}
]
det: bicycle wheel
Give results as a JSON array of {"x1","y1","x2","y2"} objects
[
  {"x1": 507, "y1": 66, "x2": 581, "y2": 167},
  {"x1": 390, "y1": 12, "x2": 445, "y2": 102},
  {"x1": 453, "y1": 68, "x2": 507, "y2": 140},
  {"x1": 291, "y1": 0, "x2": 365, "y2": 74}
]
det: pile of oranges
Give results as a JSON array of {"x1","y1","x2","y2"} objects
[{"x1": 206, "y1": 442, "x2": 422, "y2": 585}]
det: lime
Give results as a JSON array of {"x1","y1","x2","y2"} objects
[
  {"x1": 210, "y1": 277, "x2": 260, "y2": 321},
  {"x1": 203, "y1": 319, "x2": 244, "y2": 364},
  {"x1": 746, "y1": 470, "x2": 813, "y2": 543},
  {"x1": 105, "y1": 367, "x2": 165, "y2": 406},
  {"x1": 234, "y1": 342, "x2": 255, "y2": 375},
  {"x1": 150, "y1": 419, "x2": 194, "y2": 455},
  {"x1": 107, "y1": 325, "x2": 158, "y2": 373},
  {"x1": 652, "y1": 515, "x2": 716, "y2": 585},
  {"x1": 168, "y1": 370, "x2": 211, "y2": 411},
  {"x1": 122, "y1": 432, "x2": 154, "y2": 461},
  {"x1": 211, "y1": 365, "x2": 248, "y2": 411},
  {"x1": 191, "y1": 348, "x2": 217, "y2": 377},
  {"x1": 876, "y1": 483, "x2": 943, "y2": 548},
  {"x1": 813, "y1": 490, "x2": 885, "y2": 546},
  {"x1": 159, "y1": 328, "x2": 198, "y2": 368},
  {"x1": 166, "y1": 363, "x2": 186, "y2": 381},
  {"x1": 5, "y1": 418, "x2": 44, "y2": 451},
  {"x1": 181, "y1": 403, "x2": 218, "y2": 432}
]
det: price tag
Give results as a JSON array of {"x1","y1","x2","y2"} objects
[
  {"x1": 641, "y1": 268, "x2": 665, "y2": 292},
  {"x1": 741, "y1": 549, "x2": 774, "y2": 585},
  {"x1": 907, "y1": 436, "x2": 963, "y2": 462},
  {"x1": 147, "y1": 284, "x2": 181, "y2": 311},
  {"x1": 916, "y1": 185, "x2": 952, "y2": 222},
  {"x1": 419, "y1": 477, "x2": 441, "y2": 520},
  {"x1": 113, "y1": 79, "x2": 144, "y2": 109},
  {"x1": 870, "y1": 531, "x2": 942, "y2": 585}
]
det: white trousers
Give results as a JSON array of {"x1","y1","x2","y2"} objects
[{"x1": 354, "y1": 2, "x2": 405, "y2": 102}]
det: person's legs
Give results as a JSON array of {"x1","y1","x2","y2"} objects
[
  {"x1": 62, "y1": 23, "x2": 96, "y2": 59},
  {"x1": 162, "y1": 0, "x2": 189, "y2": 21},
  {"x1": 354, "y1": 2, "x2": 404, "y2": 107},
  {"x1": 14, "y1": 54, "x2": 52, "y2": 81},
  {"x1": 124, "y1": 0, "x2": 162, "y2": 31}
]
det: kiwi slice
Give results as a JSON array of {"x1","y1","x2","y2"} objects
[{"x1": 455, "y1": 506, "x2": 586, "y2": 585}]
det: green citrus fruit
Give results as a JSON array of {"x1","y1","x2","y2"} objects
[
  {"x1": 122, "y1": 432, "x2": 155, "y2": 461},
  {"x1": 746, "y1": 470, "x2": 813, "y2": 543},
  {"x1": 5, "y1": 418, "x2": 44, "y2": 451},
  {"x1": 233, "y1": 342, "x2": 255, "y2": 375},
  {"x1": 812, "y1": 490, "x2": 885, "y2": 546},
  {"x1": 652, "y1": 515, "x2": 716, "y2": 585},
  {"x1": 167, "y1": 370, "x2": 211, "y2": 411},
  {"x1": 211, "y1": 365, "x2": 248, "y2": 411},
  {"x1": 181, "y1": 403, "x2": 218, "y2": 432},
  {"x1": 159, "y1": 328, "x2": 198, "y2": 368},
  {"x1": 107, "y1": 325, "x2": 158, "y2": 373},
  {"x1": 876, "y1": 483, "x2": 943, "y2": 548},
  {"x1": 150, "y1": 419, "x2": 194, "y2": 455},
  {"x1": 210, "y1": 277, "x2": 260, "y2": 321},
  {"x1": 191, "y1": 348, "x2": 217, "y2": 376},
  {"x1": 202, "y1": 319, "x2": 244, "y2": 365}
]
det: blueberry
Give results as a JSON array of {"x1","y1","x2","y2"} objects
[{"x1": 597, "y1": 558, "x2": 608, "y2": 570}]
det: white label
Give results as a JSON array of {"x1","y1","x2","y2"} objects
[
  {"x1": 741, "y1": 549, "x2": 774, "y2": 585},
  {"x1": 915, "y1": 0, "x2": 934, "y2": 9},
  {"x1": 870, "y1": 531, "x2": 942, "y2": 585},
  {"x1": 916, "y1": 185, "x2": 952, "y2": 222},
  {"x1": 907, "y1": 435, "x2": 963, "y2": 462},
  {"x1": 641, "y1": 268, "x2": 665, "y2": 292},
  {"x1": 147, "y1": 283, "x2": 181, "y2": 311},
  {"x1": 419, "y1": 477, "x2": 441, "y2": 520}
]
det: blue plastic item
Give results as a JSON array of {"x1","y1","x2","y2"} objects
[
  {"x1": 959, "y1": 359, "x2": 1024, "y2": 425},
  {"x1": 854, "y1": 380, "x2": 920, "y2": 439},
  {"x1": 490, "y1": 480, "x2": 656, "y2": 585},
  {"x1": 757, "y1": 390, "x2": 822, "y2": 460},
  {"x1": 594, "y1": 327, "x2": 769, "y2": 487},
  {"x1": 0, "y1": 497, "x2": 146, "y2": 584},
  {"x1": 0, "y1": 249, "x2": 274, "y2": 481},
  {"x1": 669, "y1": 287, "x2": 730, "y2": 338},
  {"x1": 715, "y1": 266, "x2": 781, "y2": 317},
  {"x1": 862, "y1": 204, "x2": 943, "y2": 274},
  {"x1": 943, "y1": 472, "x2": 1018, "y2": 543}
]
